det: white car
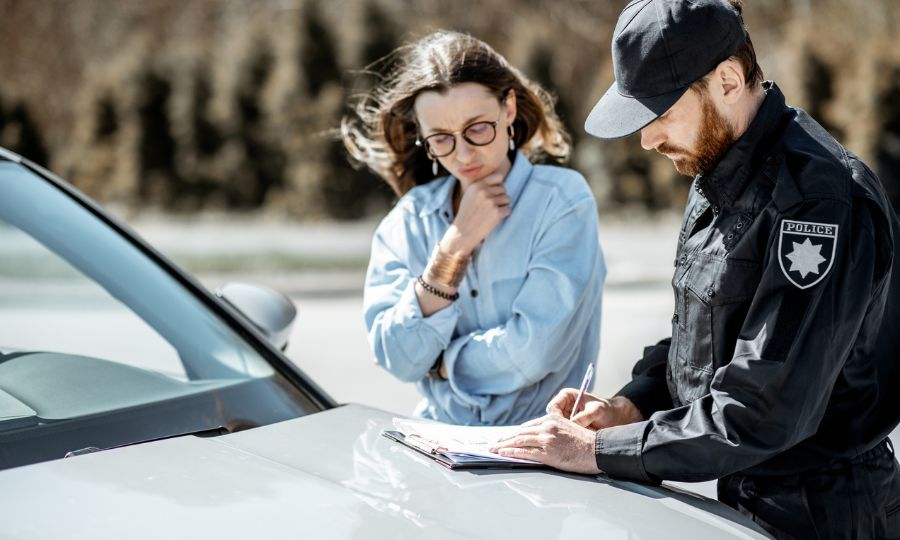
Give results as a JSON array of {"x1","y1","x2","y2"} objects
[{"x1": 0, "y1": 147, "x2": 770, "y2": 539}]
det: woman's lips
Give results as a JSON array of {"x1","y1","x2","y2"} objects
[{"x1": 458, "y1": 165, "x2": 483, "y2": 178}]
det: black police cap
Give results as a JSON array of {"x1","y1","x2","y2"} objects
[{"x1": 585, "y1": 0, "x2": 747, "y2": 139}]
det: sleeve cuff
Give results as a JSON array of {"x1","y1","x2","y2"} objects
[
  {"x1": 396, "y1": 279, "x2": 460, "y2": 340},
  {"x1": 440, "y1": 332, "x2": 491, "y2": 409},
  {"x1": 595, "y1": 421, "x2": 656, "y2": 484}
]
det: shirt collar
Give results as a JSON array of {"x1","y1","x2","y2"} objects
[
  {"x1": 698, "y1": 81, "x2": 787, "y2": 209},
  {"x1": 418, "y1": 151, "x2": 533, "y2": 218}
]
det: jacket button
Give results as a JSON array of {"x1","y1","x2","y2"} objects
[
  {"x1": 706, "y1": 289, "x2": 716, "y2": 298},
  {"x1": 470, "y1": 289, "x2": 478, "y2": 298},
  {"x1": 679, "y1": 255, "x2": 687, "y2": 265},
  {"x1": 672, "y1": 314, "x2": 679, "y2": 324}
]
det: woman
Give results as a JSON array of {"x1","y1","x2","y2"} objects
[{"x1": 342, "y1": 31, "x2": 605, "y2": 426}]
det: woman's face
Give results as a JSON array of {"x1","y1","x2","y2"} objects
[{"x1": 413, "y1": 82, "x2": 517, "y2": 188}]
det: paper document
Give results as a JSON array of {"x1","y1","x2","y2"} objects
[{"x1": 390, "y1": 418, "x2": 540, "y2": 466}]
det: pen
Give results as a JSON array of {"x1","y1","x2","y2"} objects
[
  {"x1": 405, "y1": 434, "x2": 442, "y2": 454},
  {"x1": 569, "y1": 363, "x2": 594, "y2": 420}
]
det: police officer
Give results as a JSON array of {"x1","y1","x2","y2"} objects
[{"x1": 491, "y1": 0, "x2": 900, "y2": 537}]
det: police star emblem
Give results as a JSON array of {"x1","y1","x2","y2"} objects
[{"x1": 778, "y1": 219, "x2": 838, "y2": 289}]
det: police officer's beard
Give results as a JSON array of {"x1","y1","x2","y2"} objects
[{"x1": 658, "y1": 91, "x2": 736, "y2": 177}]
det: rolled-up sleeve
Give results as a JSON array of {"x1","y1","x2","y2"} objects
[
  {"x1": 441, "y1": 195, "x2": 605, "y2": 402},
  {"x1": 363, "y1": 209, "x2": 459, "y2": 382}
]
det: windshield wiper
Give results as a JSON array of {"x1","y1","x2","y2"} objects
[{"x1": 64, "y1": 426, "x2": 229, "y2": 459}]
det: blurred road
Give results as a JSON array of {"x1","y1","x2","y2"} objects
[
  {"x1": 132, "y1": 212, "x2": 898, "y2": 499},
  {"x1": 133, "y1": 212, "x2": 682, "y2": 413}
]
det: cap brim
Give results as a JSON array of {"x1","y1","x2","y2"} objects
[{"x1": 584, "y1": 82, "x2": 689, "y2": 139}]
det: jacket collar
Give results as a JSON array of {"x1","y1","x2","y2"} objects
[
  {"x1": 418, "y1": 151, "x2": 532, "y2": 218},
  {"x1": 697, "y1": 81, "x2": 787, "y2": 209}
]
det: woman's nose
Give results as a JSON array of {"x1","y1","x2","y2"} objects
[{"x1": 455, "y1": 138, "x2": 476, "y2": 162}]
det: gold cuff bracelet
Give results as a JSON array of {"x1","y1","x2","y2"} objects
[{"x1": 425, "y1": 244, "x2": 469, "y2": 288}]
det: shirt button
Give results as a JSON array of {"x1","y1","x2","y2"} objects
[
  {"x1": 442, "y1": 211, "x2": 450, "y2": 219},
  {"x1": 672, "y1": 313, "x2": 679, "y2": 324},
  {"x1": 727, "y1": 233, "x2": 734, "y2": 240},
  {"x1": 470, "y1": 289, "x2": 478, "y2": 298},
  {"x1": 736, "y1": 222, "x2": 744, "y2": 229}
]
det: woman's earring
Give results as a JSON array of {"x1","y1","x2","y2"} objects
[
  {"x1": 432, "y1": 159, "x2": 439, "y2": 176},
  {"x1": 507, "y1": 125, "x2": 516, "y2": 151}
]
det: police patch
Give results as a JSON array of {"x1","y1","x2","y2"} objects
[{"x1": 778, "y1": 219, "x2": 838, "y2": 289}]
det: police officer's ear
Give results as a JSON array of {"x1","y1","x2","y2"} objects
[{"x1": 710, "y1": 59, "x2": 747, "y2": 106}]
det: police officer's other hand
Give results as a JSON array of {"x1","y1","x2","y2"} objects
[
  {"x1": 441, "y1": 172, "x2": 510, "y2": 256},
  {"x1": 489, "y1": 415, "x2": 601, "y2": 475}
]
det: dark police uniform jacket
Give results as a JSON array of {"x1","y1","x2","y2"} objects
[{"x1": 595, "y1": 82, "x2": 900, "y2": 483}]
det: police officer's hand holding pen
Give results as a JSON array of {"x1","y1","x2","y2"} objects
[{"x1": 550, "y1": 390, "x2": 644, "y2": 432}]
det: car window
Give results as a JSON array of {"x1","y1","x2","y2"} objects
[
  {"x1": 0, "y1": 221, "x2": 189, "y2": 379},
  {"x1": 0, "y1": 161, "x2": 321, "y2": 469}
]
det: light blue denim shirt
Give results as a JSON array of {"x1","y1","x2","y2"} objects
[{"x1": 363, "y1": 152, "x2": 605, "y2": 425}]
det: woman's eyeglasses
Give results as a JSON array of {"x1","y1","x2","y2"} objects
[{"x1": 416, "y1": 108, "x2": 503, "y2": 158}]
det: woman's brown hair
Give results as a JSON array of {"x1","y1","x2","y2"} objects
[{"x1": 341, "y1": 30, "x2": 571, "y2": 197}]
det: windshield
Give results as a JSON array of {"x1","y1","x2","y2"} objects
[{"x1": 0, "y1": 161, "x2": 321, "y2": 469}]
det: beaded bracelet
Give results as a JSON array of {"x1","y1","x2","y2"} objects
[{"x1": 417, "y1": 275, "x2": 459, "y2": 301}]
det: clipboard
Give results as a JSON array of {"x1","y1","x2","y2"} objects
[{"x1": 382, "y1": 430, "x2": 545, "y2": 470}]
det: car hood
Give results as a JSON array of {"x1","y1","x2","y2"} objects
[{"x1": 0, "y1": 404, "x2": 769, "y2": 539}]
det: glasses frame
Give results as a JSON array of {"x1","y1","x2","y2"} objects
[{"x1": 415, "y1": 107, "x2": 505, "y2": 158}]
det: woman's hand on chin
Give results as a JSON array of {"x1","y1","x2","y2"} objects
[{"x1": 442, "y1": 172, "x2": 511, "y2": 256}]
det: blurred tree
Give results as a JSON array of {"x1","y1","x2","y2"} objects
[
  {"x1": 0, "y1": 96, "x2": 6, "y2": 148},
  {"x1": 877, "y1": 67, "x2": 900, "y2": 211},
  {"x1": 137, "y1": 71, "x2": 178, "y2": 202},
  {"x1": 618, "y1": 150, "x2": 659, "y2": 210},
  {"x1": 1, "y1": 101, "x2": 49, "y2": 167},
  {"x1": 233, "y1": 41, "x2": 286, "y2": 208},
  {"x1": 802, "y1": 52, "x2": 842, "y2": 140},
  {"x1": 94, "y1": 96, "x2": 119, "y2": 141},
  {"x1": 299, "y1": 1, "x2": 341, "y2": 98},
  {"x1": 361, "y1": 0, "x2": 400, "y2": 71},
  {"x1": 527, "y1": 44, "x2": 574, "y2": 164},
  {"x1": 315, "y1": 0, "x2": 398, "y2": 220},
  {"x1": 0, "y1": 0, "x2": 897, "y2": 217},
  {"x1": 191, "y1": 69, "x2": 223, "y2": 157},
  {"x1": 322, "y1": 136, "x2": 393, "y2": 220}
]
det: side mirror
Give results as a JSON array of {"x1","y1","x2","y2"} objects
[{"x1": 215, "y1": 282, "x2": 297, "y2": 351}]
